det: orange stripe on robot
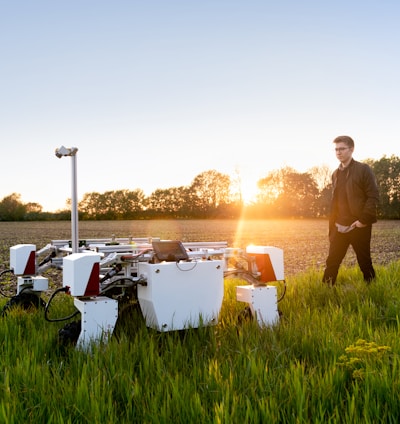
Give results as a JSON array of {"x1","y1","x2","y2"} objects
[{"x1": 252, "y1": 253, "x2": 277, "y2": 283}]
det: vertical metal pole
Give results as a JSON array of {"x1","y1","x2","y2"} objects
[
  {"x1": 55, "y1": 146, "x2": 79, "y2": 253},
  {"x1": 71, "y1": 152, "x2": 79, "y2": 253}
]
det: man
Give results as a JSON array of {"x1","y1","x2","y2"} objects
[{"x1": 322, "y1": 135, "x2": 379, "y2": 285}]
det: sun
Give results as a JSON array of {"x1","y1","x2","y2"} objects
[
  {"x1": 239, "y1": 177, "x2": 259, "y2": 204},
  {"x1": 229, "y1": 167, "x2": 261, "y2": 204}
]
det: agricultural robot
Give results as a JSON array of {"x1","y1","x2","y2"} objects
[{"x1": 0, "y1": 147, "x2": 286, "y2": 348}]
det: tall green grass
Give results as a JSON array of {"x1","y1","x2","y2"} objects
[{"x1": 1, "y1": 261, "x2": 400, "y2": 423}]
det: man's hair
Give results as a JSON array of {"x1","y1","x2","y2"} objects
[{"x1": 333, "y1": 135, "x2": 354, "y2": 148}]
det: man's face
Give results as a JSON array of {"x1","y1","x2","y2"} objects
[{"x1": 335, "y1": 142, "x2": 353, "y2": 164}]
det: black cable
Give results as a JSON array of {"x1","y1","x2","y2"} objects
[
  {"x1": 44, "y1": 286, "x2": 80, "y2": 322},
  {"x1": 100, "y1": 263, "x2": 122, "y2": 283},
  {"x1": 0, "y1": 269, "x2": 14, "y2": 298},
  {"x1": 175, "y1": 261, "x2": 198, "y2": 271},
  {"x1": 276, "y1": 280, "x2": 286, "y2": 302},
  {"x1": 38, "y1": 251, "x2": 56, "y2": 267},
  {"x1": 0, "y1": 269, "x2": 13, "y2": 277}
]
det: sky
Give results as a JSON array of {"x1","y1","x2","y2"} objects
[{"x1": 1, "y1": 0, "x2": 399, "y2": 211}]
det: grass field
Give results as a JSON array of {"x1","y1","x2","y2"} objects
[{"x1": 1, "y1": 219, "x2": 400, "y2": 422}]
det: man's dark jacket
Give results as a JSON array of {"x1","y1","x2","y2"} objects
[{"x1": 329, "y1": 159, "x2": 379, "y2": 235}]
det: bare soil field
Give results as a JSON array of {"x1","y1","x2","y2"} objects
[{"x1": 0, "y1": 219, "x2": 399, "y2": 277}]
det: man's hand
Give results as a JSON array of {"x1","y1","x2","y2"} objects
[{"x1": 352, "y1": 220, "x2": 367, "y2": 228}]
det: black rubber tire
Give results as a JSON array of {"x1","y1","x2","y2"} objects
[
  {"x1": 58, "y1": 320, "x2": 82, "y2": 346},
  {"x1": 1, "y1": 293, "x2": 45, "y2": 316}
]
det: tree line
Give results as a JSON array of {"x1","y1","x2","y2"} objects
[{"x1": 1, "y1": 155, "x2": 399, "y2": 221}]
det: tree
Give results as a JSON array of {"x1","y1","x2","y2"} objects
[
  {"x1": 367, "y1": 155, "x2": 400, "y2": 219},
  {"x1": 79, "y1": 189, "x2": 146, "y2": 219},
  {"x1": 256, "y1": 167, "x2": 319, "y2": 217},
  {"x1": 308, "y1": 165, "x2": 332, "y2": 192},
  {"x1": 189, "y1": 170, "x2": 231, "y2": 218},
  {"x1": 79, "y1": 192, "x2": 107, "y2": 219},
  {"x1": 308, "y1": 165, "x2": 333, "y2": 217},
  {"x1": 25, "y1": 202, "x2": 44, "y2": 221},
  {"x1": 0, "y1": 193, "x2": 27, "y2": 221},
  {"x1": 229, "y1": 167, "x2": 245, "y2": 205},
  {"x1": 109, "y1": 189, "x2": 146, "y2": 219},
  {"x1": 275, "y1": 169, "x2": 319, "y2": 217},
  {"x1": 256, "y1": 169, "x2": 283, "y2": 207},
  {"x1": 3, "y1": 155, "x2": 399, "y2": 221},
  {"x1": 146, "y1": 187, "x2": 190, "y2": 218}
]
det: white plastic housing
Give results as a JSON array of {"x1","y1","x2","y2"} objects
[
  {"x1": 63, "y1": 252, "x2": 101, "y2": 297},
  {"x1": 246, "y1": 246, "x2": 284, "y2": 282},
  {"x1": 137, "y1": 260, "x2": 224, "y2": 331},
  {"x1": 236, "y1": 285, "x2": 279, "y2": 327},
  {"x1": 10, "y1": 244, "x2": 36, "y2": 276},
  {"x1": 74, "y1": 297, "x2": 118, "y2": 348},
  {"x1": 17, "y1": 276, "x2": 49, "y2": 293}
]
